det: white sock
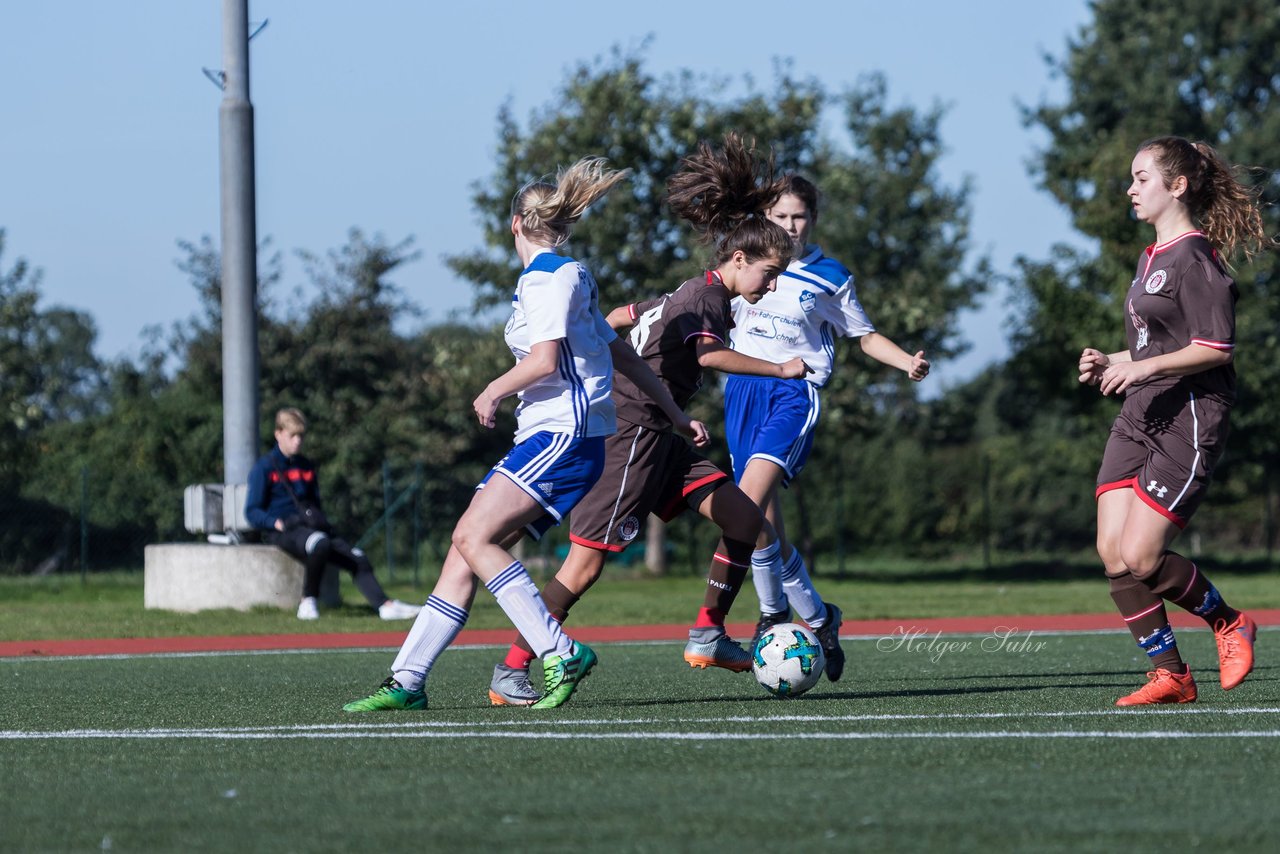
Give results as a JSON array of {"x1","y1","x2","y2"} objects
[
  {"x1": 390, "y1": 594, "x2": 467, "y2": 691},
  {"x1": 751, "y1": 541, "x2": 787, "y2": 614},
  {"x1": 485, "y1": 561, "x2": 572, "y2": 659},
  {"x1": 780, "y1": 548, "x2": 826, "y2": 625}
]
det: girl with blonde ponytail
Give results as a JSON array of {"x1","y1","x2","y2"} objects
[
  {"x1": 509, "y1": 156, "x2": 630, "y2": 247},
  {"x1": 346, "y1": 157, "x2": 703, "y2": 712}
]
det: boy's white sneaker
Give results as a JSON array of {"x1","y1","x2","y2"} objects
[{"x1": 297, "y1": 596, "x2": 320, "y2": 620}]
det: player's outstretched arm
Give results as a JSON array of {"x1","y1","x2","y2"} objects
[
  {"x1": 859, "y1": 332, "x2": 929, "y2": 381},
  {"x1": 694, "y1": 338, "x2": 809, "y2": 379},
  {"x1": 608, "y1": 338, "x2": 709, "y2": 446}
]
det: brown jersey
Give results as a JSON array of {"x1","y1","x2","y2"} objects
[
  {"x1": 611, "y1": 271, "x2": 734, "y2": 429},
  {"x1": 1124, "y1": 231, "x2": 1237, "y2": 405},
  {"x1": 1099, "y1": 231, "x2": 1238, "y2": 526}
]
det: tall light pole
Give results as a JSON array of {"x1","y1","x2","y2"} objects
[{"x1": 218, "y1": 0, "x2": 260, "y2": 485}]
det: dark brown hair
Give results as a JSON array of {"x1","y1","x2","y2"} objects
[
  {"x1": 666, "y1": 133, "x2": 794, "y2": 265},
  {"x1": 778, "y1": 174, "x2": 820, "y2": 218}
]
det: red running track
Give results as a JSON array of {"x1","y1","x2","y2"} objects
[{"x1": 3, "y1": 609, "x2": 1278, "y2": 658}]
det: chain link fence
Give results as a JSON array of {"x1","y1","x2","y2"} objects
[{"x1": 4, "y1": 452, "x2": 1276, "y2": 578}]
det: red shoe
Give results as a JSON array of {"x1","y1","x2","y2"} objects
[
  {"x1": 1115, "y1": 668, "x2": 1197, "y2": 706},
  {"x1": 1214, "y1": 611, "x2": 1257, "y2": 690}
]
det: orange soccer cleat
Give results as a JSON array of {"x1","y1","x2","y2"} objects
[
  {"x1": 1214, "y1": 611, "x2": 1258, "y2": 691},
  {"x1": 1115, "y1": 668, "x2": 1198, "y2": 706},
  {"x1": 683, "y1": 628, "x2": 753, "y2": 672}
]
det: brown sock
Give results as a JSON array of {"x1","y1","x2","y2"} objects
[
  {"x1": 700, "y1": 537, "x2": 752, "y2": 615},
  {"x1": 1139, "y1": 551, "x2": 1238, "y2": 627},
  {"x1": 1109, "y1": 572, "x2": 1184, "y2": 672},
  {"x1": 506, "y1": 578, "x2": 582, "y2": 667}
]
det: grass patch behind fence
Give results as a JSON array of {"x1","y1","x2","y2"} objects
[{"x1": 4, "y1": 558, "x2": 1280, "y2": 642}]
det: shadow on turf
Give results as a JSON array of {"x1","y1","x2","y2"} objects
[
  {"x1": 607, "y1": 666, "x2": 1275, "y2": 707},
  {"x1": 611, "y1": 682, "x2": 1081, "y2": 706},
  {"x1": 931, "y1": 669, "x2": 1146, "y2": 681},
  {"x1": 612, "y1": 685, "x2": 1087, "y2": 705}
]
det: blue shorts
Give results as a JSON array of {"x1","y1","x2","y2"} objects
[
  {"x1": 480, "y1": 431, "x2": 607, "y2": 540},
  {"x1": 723, "y1": 375, "x2": 820, "y2": 486}
]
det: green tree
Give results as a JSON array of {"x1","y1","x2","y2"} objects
[
  {"x1": 1, "y1": 230, "x2": 110, "y2": 571},
  {"x1": 248, "y1": 231, "x2": 514, "y2": 556},
  {"x1": 262, "y1": 231, "x2": 426, "y2": 527},
  {"x1": 446, "y1": 49, "x2": 825, "y2": 312},
  {"x1": 17, "y1": 239, "x2": 280, "y2": 566},
  {"x1": 802, "y1": 75, "x2": 989, "y2": 443},
  {"x1": 1, "y1": 231, "x2": 44, "y2": 489},
  {"x1": 1, "y1": 231, "x2": 106, "y2": 469}
]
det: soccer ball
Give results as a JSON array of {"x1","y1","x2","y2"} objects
[{"x1": 751, "y1": 622, "x2": 825, "y2": 698}]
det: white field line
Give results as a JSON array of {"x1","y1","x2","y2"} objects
[
  {"x1": 0, "y1": 641, "x2": 594, "y2": 663},
  {"x1": 0, "y1": 642, "x2": 531, "y2": 663},
  {"x1": 5, "y1": 707, "x2": 1280, "y2": 741},
  {"x1": 5, "y1": 729, "x2": 1280, "y2": 741},
  {"x1": 2, "y1": 646, "x2": 405, "y2": 663}
]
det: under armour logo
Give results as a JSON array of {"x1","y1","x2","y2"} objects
[{"x1": 1146, "y1": 480, "x2": 1168, "y2": 498}]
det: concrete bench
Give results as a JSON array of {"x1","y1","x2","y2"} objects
[
  {"x1": 144, "y1": 543, "x2": 339, "y2": 613},
  {"x1": 162, "y1": 483, "x2": 344, "y2": 613},
  {"x1": 144, "y1": 543, "x2": 302, "y2": 613}
]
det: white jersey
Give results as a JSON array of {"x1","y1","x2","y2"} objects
[
  {"x1": 729, "y1": 245, "x2": 875, "y2": 387},
  {"x1": 504, "y1": 250, "x2": 618, "y2": 443}
]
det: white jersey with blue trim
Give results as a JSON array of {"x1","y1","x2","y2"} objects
[
  {"x1": 504, "y1": 250, "x2": 618, "y2": 443},
  {"x1": 729, "y1": 244, "x2": 875, "y2": 387}
]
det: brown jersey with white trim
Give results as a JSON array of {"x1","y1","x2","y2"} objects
[
  {"x1": 612, "y1": 272, "x2": 733, "y2": 429},
  {"x1": 1124, "y1": 231, "x2": 1237, "y2": 405}
]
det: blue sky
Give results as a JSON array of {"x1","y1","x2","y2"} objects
[{"x1": 2, "y1": 1, "x2": 1093, "y2": 388}]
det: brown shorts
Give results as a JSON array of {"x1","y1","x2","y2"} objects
[
  {"x1": 569, "y1": 421, "x2": 728, "y2": 552},
  {"x1": 1095, "y1": 384, "x2": 1230, "y2": 528}
]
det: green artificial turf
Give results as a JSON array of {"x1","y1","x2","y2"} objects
[{"x1": 2, "y1": 630, "x2": 1277, "y2": 852}]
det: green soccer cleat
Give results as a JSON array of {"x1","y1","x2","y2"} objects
[
  {"x1": 531, "y1": 641, "x2": 598, "y2": 709},
  {"x1": 342, "y1": 676, "x2": 427, "y2": 712}
]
